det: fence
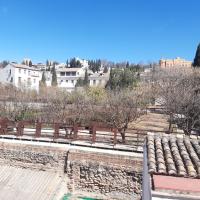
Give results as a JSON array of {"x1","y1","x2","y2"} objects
[{"x1": 0, "y1": 118, "x2": 150, "y2": 151}]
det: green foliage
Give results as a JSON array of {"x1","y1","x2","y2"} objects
[
  {"x1": 69, "y1": 58, "x2": 82, "y2": 68},
  {"x1": 66, "y1": 59, "x2": 69, "y2": 67},
  {"x1": 193, "y1": 43, "x2": 200, "y2": 67},
  {"x1": 46, "y1": 60, "x2": 49, "y2": 66},
  {"x1": 53, "y1": 61, "x2": 59, "y2": 66},
  {"x1": 15, "y1": 110, "x2": 36, "y2": 121},
  {"x1": 75, "y1": 70, "x2": 89, "y2": 87},
  {"x1": 86, "y1": 87, "x2": 106, "y2": 102},
  {"x1": 126, "y1": 62, "x2": 129, "y2": 68},
  {"x1": 51, "y1": 66, "x2": 57, "y2": 86},
  {"x1": 83, "y1": 69, "x2": 89, "y2": 86},
  {"x1": 106, "y1": 68, "x2": 139, "y2": 90},
  {"x1": 88, "y1": 59, "x2": 101, "y2": 73},
  {"x1": 40, "y1": 72, "x2": 46, "y2": 87},
  {"x1": 29, "y1": 61, "x2": 32, "y2": 67},
  {"x1": 75, "y1": 78, "x2": 85, "y2": 87},
  {"x1": 0, "y1": 60, "x2": 9, "y2": 68},
  {"x1": 103, "y1": 66, "x2": 108, "y2": 73}
]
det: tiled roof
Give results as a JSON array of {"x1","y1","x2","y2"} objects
[
  {"x1": 147, "y1": 134, "x2": 200, "y2": 178},
  {"x1": 57, "y1": 67, "x2": 82, "y2": 72},
  {"x1": 11, "y1": 63, "x2": 40, "y2": 71}
]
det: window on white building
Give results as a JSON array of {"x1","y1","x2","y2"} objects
[
  {"x1": 93, "y1": 80, "x2": 96, "y2": 85},
  {"x1": 28, "y1": 71, "x2": 30, "y2": 76},
  {"x1": 24, "y1": 69, "x2": 26, "y2": 74},
  {"x1": 60, "y1": 72, "x2": 65, "y2": 76},
  {"x1": 71, "y1": 80, "x2": 74, "y2": 84},
  {"x1": 66, "y1": 80, "x2": 68, "y2": 83},
  {"x1": 34, "y1": 79, "x2": 36, "y2": 83},
  {"x1": 19, "y1": 69, "x2": 21, "y2": 73},
  {"x1": 71, "y1": 72, "x2": 76, "y2": 76}
]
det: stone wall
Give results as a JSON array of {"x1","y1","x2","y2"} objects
[
  {"x1": 66, "y1": 150, "x2": 143, "y2": 200},
  {"x1": 0, "y1": 142, "x2": 67, "y2": 172},
  {"x1": 0, "y1": 141, "x2": 143, "y2": 200}
]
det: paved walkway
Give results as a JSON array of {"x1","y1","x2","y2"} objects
[{"x1": 0, "y1": 165, "x2": 67, "y2": 200}]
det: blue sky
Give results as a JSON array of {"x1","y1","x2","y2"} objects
[{"x1": 0, "y1": 0, "x2": 199, "y2": 63}]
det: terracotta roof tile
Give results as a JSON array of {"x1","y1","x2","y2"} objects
[{"x1": 147, "y1": 134, "x2": 200, "y2": 178}]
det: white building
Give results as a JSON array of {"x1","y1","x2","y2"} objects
[
  {"x1": 56, "y1": 67, "x2": 85, "y2": 92},
  {"x1": 0, "y1": 61, "x2": 110, "y2": 92},
  {"x1": 89, "y1": 73, "x2": 109, "y2": 87},
  {"x1": 0, "y1": 63, "x2": 42, "y2": 91},
  {"x1": 55, "y1": 67, "x2": 109, "y2": 92}
]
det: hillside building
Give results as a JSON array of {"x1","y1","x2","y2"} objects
[
  {"x1": 0, "y1": 63, "x2": 42, "y2": 91},
  {"x1": 159, "y1": 57, "x2": 192, "y2": 68}
]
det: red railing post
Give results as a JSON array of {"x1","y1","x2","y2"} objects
[
  {"x1": 17, "y1": 121, "x2": 24, "y2": 136},
  {"x1": 35, "y1": 121, "x2": 42, "y2": 137},
  {"x1": 91, "y1": 125, "x2": 96, "y2": 143},
  {"x1": 73, "y1": 124, "x2": 78, "y2": 140},
  {"x1": 0, "y1": 118, "x2": 8, "y2": 135},
  {"x1": 54, "y1": 123, "x2": 59, "y2": 139}
]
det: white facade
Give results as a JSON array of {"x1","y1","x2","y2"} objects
[
  {"x1": 89, "y1": 73, "x2": 109, "y2": 87},
  {"x1": 0, "y1": 63, "x2": 42, "y2": 91},
  {"x1": 0, "y1": 62, "x2": 110, "y2": 92},
  {"x1": 56, "y1": 67, "x2": 85, "y2": 92},
  {"x1": 56, "y1": 67, "x2": 109, "y2": 92}
]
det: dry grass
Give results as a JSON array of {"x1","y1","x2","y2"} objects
[{"x1": 129, "y1": 112, "x2": 169, "y2": 132}]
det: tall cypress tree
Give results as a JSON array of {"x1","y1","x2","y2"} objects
[
  {"x1": 51, "y1": 66, "x2": 57, "y2": 86},
  {"x1": 46, "y1": 60, "x2": 49, "y2": 67},
  {"x1": 39, "y1": 71, "x2": 47, "y2": 89},
  {"x1": 193, "y1": 43, "x2": 200, "y2": 67},
  {"x1": 29, "y1": 61, "x2": 32, "y2": 67},
  {"x1": 41, "y1": 72, "x2": 46, "y2": 86},
  {"x1": 83, "y1": 69, "x2": 89, "y2": 86}
]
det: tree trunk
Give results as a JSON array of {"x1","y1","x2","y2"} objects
[
  {"x1": 186, "y1": 119, "x2": 192, "y2": 135},
  {"x1": 119, "y1": 129, "x2": 126, "y2": 144},
  {"x1": 168, "y1": 113, "x2": 173, "y2": 134}
]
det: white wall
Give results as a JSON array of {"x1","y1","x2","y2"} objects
[
  {"x1": 56, "y1": 68, "x2": 85, "y2": 91},
  {"x1": 0, "y1": 64, "x2": 42, "y2": 91}
]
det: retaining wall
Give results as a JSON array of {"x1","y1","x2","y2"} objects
[{"x1": 0, "y1": 140, "x2": 143, "y2": 199}]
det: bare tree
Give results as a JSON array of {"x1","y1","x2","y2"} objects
[
  {"x1": 154, "y1": 67, "x2": 200, "y2": 134},
  {"x1": 93, "y1": 88, "x2": 148, "y2": 143}
]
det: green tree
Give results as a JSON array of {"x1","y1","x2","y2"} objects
[
  {"x1": 75, "y1": 70, "x2": 89, "y2": 87},
  {"x1": 70, "y1": 58, "x2": 82, "y2": 68},
  {"x1": 29, "y1": 61, "x2": 32, "y2": 67},
  {"x1": 66, "y1": 59, "x2": 69, "y2": 67},
  {"x1": 1, "y1": 60, "x2": 9, "y2": 68},
  {"x1": 103, "y1": 66, "x2": 108, "y2": 73},
  {"x1": 193, "y1": 43, "x2": 200, "y2": 67},
  {"x1": 126, "y1": 62, "x2": 129, "y2": 68},
  {"x1": 46, "y1": 60, "x2": 49, "y2": 67},
  {"x1": 75, "y1": 78, "x2": 84, "y2": 87},
  {"x1": 83, "y1": 69, "x2": 89, "y2": 86},
  {"x1": 88, "y1": 59, "x2": 101, "y2": 73},
  {"x1": 106, "y1": 68, "x2": 138, "y2": 90},
  {"x1": 51, "y1": 66, "x2": 57, "y2": 86},
  {"x1": 40, "y1": 71, "x2": 46, "y2": 87}
]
